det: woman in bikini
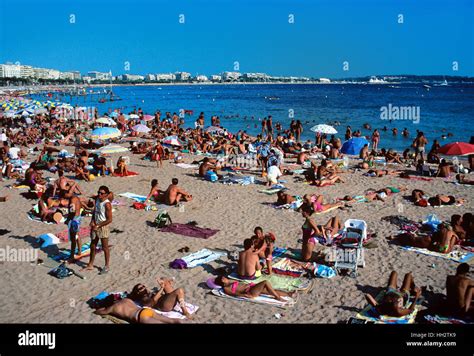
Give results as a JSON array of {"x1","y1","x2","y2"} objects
[
  {"x1": 300, "y1": 194, "x2": 343, "y2": 213},
  {"x1": 300, "y1": 206, "x2": 342, "y2": 261},
  {"x1": 144, "y1": 179, "x2": 163, "y2": 204},
  {"x1": 214, "y1": 276, "x2": 292, "y2": 302}
]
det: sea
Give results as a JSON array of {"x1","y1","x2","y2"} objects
[{"x1": 35, "y1": 83, "x2": 474, "y2": 152}]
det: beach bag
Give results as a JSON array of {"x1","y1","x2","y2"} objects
[
  {"x1": 154, "y1": 210, "x2": 172, "y2": 228},
  {"x1": 313, "y1": 263, "x2": 336, "y2": 278},
  {"x1": 205, "y1": 171, "x2": 218, "y2": 182},
  {"x1": 49, "y1": 263, "x2": 73, "y2": 279},
  {"x1": 169, "y1": 259, "x2": 188, "y2": 269},
  {"x1": 133, "y1": 202, "x2": 147, "y2": 210}
]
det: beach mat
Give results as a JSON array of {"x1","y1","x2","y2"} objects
[
  {"x1": 210, "y1": 288, "x2": 296, "y2": 309},
  {"x1": 400, "y1": 246, "x2": 474, "y2": 263},
  {"x1": 113, "y1": 171, "x2": 139, "y2": 177},
  {"x1": 228, "y1": 272, "x2": 313, "y2": 292},
  {"x1": 119, "y1": 192, "x2": 147, "y2": 202},
  {"x1": 175, "y1": 163, "x2": 199, "y2": 169},
  {"x1": 179, "y1": 248, "x2": 227, "y2": 268},
  {"x1": 267, "y1": 257, "x2": 307, "y2": 278},
  {"x1": 424, "y1": 315, "x2": 470, "y2": 324},
  {"x1": 258, "y1": 188, "x2": 285, "y2": 195},
  {"x1": 56, "y1": 226, "x2": 91, "y2": 243},
  {"x1": 52, "y1": 241, "x2": 103, "y2": 262},
  {"x1": 354, "y1": 291, "x2": 419, "y2": 324},
  {"x1": 160, "y1": 223, "x2": 219, "y2": 239}
]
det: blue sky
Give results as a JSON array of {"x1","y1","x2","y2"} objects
[{"x1": 0, "y1": 0, "x2": 472, "y2": 77}]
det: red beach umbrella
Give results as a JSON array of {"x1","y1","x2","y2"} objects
[{"x1": 438, "y1": 142, "x2": 474, "y2": 156}]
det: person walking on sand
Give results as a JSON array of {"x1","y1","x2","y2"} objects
[
  {"x1": 413, "y1": 131, "x2": 428, "y2": 162},
  {"x1": 84, "y1": 185, "x2": 113, "y2": 274}
]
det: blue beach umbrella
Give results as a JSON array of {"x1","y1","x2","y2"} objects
[{"x1": 341, "y1": 137, "x2": 369, "y2": 155}]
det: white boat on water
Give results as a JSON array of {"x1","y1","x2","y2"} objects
[
  {"x1": 368, "y1": 76, "x2": 388, "y2": 84},
  {"x1": 434, "y1": 79, "x2": 449, "y2": 87}
]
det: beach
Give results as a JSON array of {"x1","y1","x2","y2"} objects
[{"x1": 1, "y1": 146, "x2": 473, "y2": 324}]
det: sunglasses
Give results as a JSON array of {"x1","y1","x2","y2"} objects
[{"x1": 98, "y1": 191, "x2": 106, "y2": 195}]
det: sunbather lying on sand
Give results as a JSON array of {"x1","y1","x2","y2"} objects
[
  {"x1": 94, "y1": 289, "x2": 180, "y2": 324},
  {"x1": 365, "y1": 169, "x2": 402, "y2": 177},
  {"x1": 388, "y1": 224, "x2": 459, "y2": 254},
  {"x1": 298, "y1": 194, "x2": 343, "y2": 212},
  {"x1": 446, "y1": 263, "x2": 474, "y2": 317},
  {"x1": 214, "y1": 276, "x2": 294, "y2": 302},
  {"x1": 126, "y1": 279, "x2": 193, "y2": 319},
  {"x1": 276, "y1": 191, "x2": 296, "y2": 206},
  {"x1": 364, "y1": 271, "x2": 422, "y2": 318},
  {"x1": 456, "y1": 174, "x2": 474, "y2": 185}
]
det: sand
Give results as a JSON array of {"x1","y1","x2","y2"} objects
[{"x1": 0, "y1": 147, "x2": 473, "y2": 324}]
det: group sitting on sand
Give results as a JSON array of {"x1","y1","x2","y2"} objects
[{"x1": 144, "y1": 178, "x2": 192, "y2": 206}]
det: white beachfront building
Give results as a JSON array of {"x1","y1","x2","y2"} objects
[
  {"x1": 195, "y1": 75, "x2": 209, "y2": 82},
  {"x1": 0, "y1": 64, "x2": 22, "y2": 78},
  {"x1": 210, "y1": 75, "x2": 222, "y2": 82},
  {"x1": 222, "y1": 71, "x2": 241, "y2": 82},
  {"x1": 88, "y1": 71, "x2": 112, "y2": 81},
  {"x1": 175, "y1": 72, "x2": 191, "y2": 81}
]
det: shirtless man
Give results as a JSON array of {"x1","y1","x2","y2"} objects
[
  {"x1": 164, "y1": 178, "x2": 192, "y2": 205},
  {"x1": 53, "y1": 169, "x2": 83, "y2": 198},
  {"x1": 198, "y1": 157, "x2": 218, "y2": 177},
  {"x1": 94, "y1": 285, "x2": 179, "y2": 324},
  {"x1": 435, "y1": 159, "x2": 453, "y2": 178},
  {"x1": 365, "y1": 271, "x2": 421, "y2": 317},
  {"x1": 446, "y1": 263, "x2": 474, "y2": 316},
  {"x1": 238, "y1": 238, "x2": 264, "y2": 279}
]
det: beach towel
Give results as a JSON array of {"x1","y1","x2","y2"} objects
[
  {"x1": 228, "y1": 272, "x2": 313, "y2": 292},
  {"x1": 52, "y1": 241, "x2": 103, "y2": 261},
  {"x1": 56, "y1": 226, "x2": 91, "y2": 243},
  {"x1": 211, "y1": 288, "x2": 296, "y2": 309},
  {"x1": 424, "y1": 315, "x2": 469, "y2": 324},
  {"x1": 258, "y1": 188, "x2": 287, "y2": 195},
  {"x1": 160, "y1": 223, "x2": 219, "y2": 239},
  {"x1": 119, "y1": 192, "x2": 147, "y2": 202},
  {"x1": 175, "y1": 163, "x2": 199, "y2": 169},
  {"x1": 113, "y1": 171, "x2": 139, "y2": 177},
  {"x1": 354, "y1": 291, "x2": 420, "y2": 324},
  {"x1": 399, "y1": 246, "x2": 474, "y2": 263},
  {"x1": 13, "y1": 184, "x2": 30, "y2": 189},
  {"x1": 172, "y1": 248, "x2": 226, "y2": 268},
  {"x1": 268, "y1": 258, "x2": 306, "y2": 278},
  {"x1": 37, "y1": 233, "x2": 60, "y2": 248}
]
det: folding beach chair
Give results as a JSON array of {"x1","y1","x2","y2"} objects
[{"x1": 334, "y1": 219, "x2": 367, "y2": 277}]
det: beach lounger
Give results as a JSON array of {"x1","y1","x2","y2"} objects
[
  {"x1": 210, "y1": 288, "x2": 296, "y2": 309},
  {"x1": 334, "y1": 219, "x2": 367, "y2": 277}
]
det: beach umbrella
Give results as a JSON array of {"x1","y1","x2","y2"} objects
[
  {"x1": 94, "y1": 144, "x2": 129, "y2": 154},
  {"x1": 96, "y1": 117, "x2": 117, "y2": 126},
  {"x1": 90, "y1": 127, "x2": 121, "y2": 140},
  {"x1": 162, "y1": 135, "x2": 181, "y2": 146},
  {"x1": 205, "y1": 126, "x2": 225, "y2": 134},
  {"x1": 438, "y1": 142, "x2": 474, "y2": 156},
  {"x1": 142, "y1": 114, "x2": 154, "y2": 121},
  {"x1": 129, "y1": 114, "x2": 140, "y2": 119},
  {"x1": 310, "y1": 124, "x2": 338, "y2": 134},
  {"x1": 132, "y1": 124, "x2": 151, "y2": 133},
  {"x1": 341, "y1": 137, "x2": 369, "y2": 155}
]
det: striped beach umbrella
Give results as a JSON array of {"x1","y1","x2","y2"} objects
[
  {"x1": 162, "y1": 135, "x2": 181, "y2": 146},
  {"x1": 96, "y1": 117, "x2": 117, "y2": 126},
  {"x1": 142, "y1": 114, "x2": 154, "y2": 121},
  {"x1": 94, "y1": 144, "x2": 129, "y2": 154},
  {"x1": 90, "y1": 127, "x2": 121, "y2": 140},
  {"x1": 132, "y1": 124, "x2": 151, "y2": 133}
]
